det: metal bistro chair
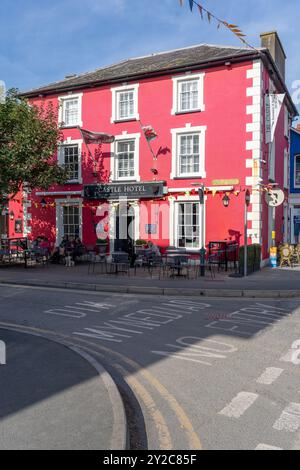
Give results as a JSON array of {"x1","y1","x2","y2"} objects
[
  {"x1": 165, "y1": 254, "x2": 190, "y2": 279},
  {"x1": 88, "y1": 251, "x2": 107, "y2": 274},
  {"x1": 107, "y1": 252, "x2": 130, "y2": 276}
]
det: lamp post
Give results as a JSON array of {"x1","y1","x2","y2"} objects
[
  {"x1": 197, "y1": 184, "x2": 206, "y2": 277},
  {"x1": 244, "y1": 190, "x2": 251, "y2": 277}
]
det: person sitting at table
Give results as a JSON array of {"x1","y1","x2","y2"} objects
[
  {"x1": 73, "y1": 237, "x2": 85, "y2": 260},
  {"x1": 147, "y1": 241, "x2": 161, "y2": 256}
]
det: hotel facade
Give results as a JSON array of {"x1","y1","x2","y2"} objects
[{"x1": 19, "y1": 32, "x2": 297, "y2": 262}]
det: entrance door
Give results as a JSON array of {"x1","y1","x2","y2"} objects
[{"x1": 114, "y1": 205, "x2": 135, "y2": 253}]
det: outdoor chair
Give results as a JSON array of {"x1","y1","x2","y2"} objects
[
  {"x1": 279, "y1": 245, "x2": 293, "y2": 268},
  {"x1": 194, "y1": 256, "x2": 216, "y2": 279},
  {"x1": 107, "y1": 252, "x2": 130, "y2": 276},
  {"x1": 88, "y1": 252, "x2": 106, "y2": 274}
]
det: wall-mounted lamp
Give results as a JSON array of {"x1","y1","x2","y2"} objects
[
  {"x1": 40, "y1": 198, "x2": 47, "y2": 209},
  {"x1": 222, "y1": 195, "x2": 230, "y2": 208},
  {"x1": 9, "y1": 210, "x2": 15, "y2": 220}
]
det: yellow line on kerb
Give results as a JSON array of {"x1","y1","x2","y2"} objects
[
  {"x1": 0, "y1": 321, "x2": 202, "y2": 450},
  {"x1": 114, "y1": 363, "x2": 173, "y2": 450},
  {"x1": 112, "y1": 353, "x2": 202, "y2": 450}
]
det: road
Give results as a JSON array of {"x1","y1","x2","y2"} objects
[{"x1": 0, "y1": 283, "x2": 300, "y2": 450}]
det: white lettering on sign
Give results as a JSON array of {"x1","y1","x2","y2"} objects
[
  {"x1": 280, "y1": 340, "x2": 300, "y2": 365},
  {"x1": 151, "y1": 337, "x2": 237, "y2": 366},
  {"x1": 0, "y1": 340, "x2": 6, "y2": 365}
]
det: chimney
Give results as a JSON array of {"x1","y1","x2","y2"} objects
[
  {"x1": 297, "y1": 125, "x2": 300, "y2": 132},
  {"x1": 260, "y1": 31, "x2": 286, "y2": 81}
]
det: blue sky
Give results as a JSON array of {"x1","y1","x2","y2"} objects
[{"x1": 1, "y1": 0, "x2": 299, "y2": 103}]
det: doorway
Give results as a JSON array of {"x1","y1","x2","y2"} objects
[{"x1": 114, "y1": 204, "x2": 136, "y2": 253}]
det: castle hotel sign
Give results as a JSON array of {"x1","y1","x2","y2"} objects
[{"x1": 84, "y1": 181, "x2": 165, "y2": 200}]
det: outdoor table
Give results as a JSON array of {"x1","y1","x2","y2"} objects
[
  {"x1": 166, "y1": 253, "x2": 189, "y2": 277},
  {"x1": 107, "y1": 252, "x2": 130, "y2": 275}
]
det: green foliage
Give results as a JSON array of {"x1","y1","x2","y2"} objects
[
  {"x1": 135, "y1": 239, "x2": 147, "y2": 246},
  {"x1": 239, "y1": 244, "x2": 262, "y2": 274},
  {"x1": 0, "y1": 88, "x2": 67, "y2": 198}
]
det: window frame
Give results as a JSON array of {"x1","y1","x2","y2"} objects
[
  {"x1": 58, "y1": 93, "x2": 83, "y2": 128},
  {"x1": 58, "y1": 139, "x2": 83, "y2": 183},
  {"x1": 294, "y1": 154, "x2": 300, "y2": 188},
  {"x1": 169, "y1": 195, "x2": 205, "y2": 251},
  {"x1": 111, "y1": 133, "x2": 141, "y2": 182},
  {"x1": 171, "y1": 73, "x2": 205, "y2": 115},
  {"x1": 111, "y1": 84, "x2": 140, "y2": 123},
  {"x1": 170, "y1": 125, "x2": 207, "y2": 179},
  {"x1": 55, "y1": 198, "x2": 82, "y2": 245}
]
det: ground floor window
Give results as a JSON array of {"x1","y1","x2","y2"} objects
[
  {"x1": 56, "y1": 200, "x2": 82, "y2": 244},
  {"x1": 63, "y1": 205, "x2": 80, "y2": 238},
  {"x1": 176, "y1": 202, "x2": 200, "y2": 249}
]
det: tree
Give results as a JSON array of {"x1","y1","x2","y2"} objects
[{"x1": 0, "y1": 89, "x2": 67, "y2": 199}]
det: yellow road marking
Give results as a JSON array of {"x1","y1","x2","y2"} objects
[
  {"x1": 113, "y1": 363, "x2": 173, "y2": 450},
  {"x1": 0, "y1": 321, "x2": 202, "y2": 449}
]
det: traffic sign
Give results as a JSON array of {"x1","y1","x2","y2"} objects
[{"x1": 265, "y1": 189, "x2": 284, "y2": 207}]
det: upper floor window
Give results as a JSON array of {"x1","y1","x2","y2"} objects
[
  {"x1": 111, "y1": 84, "x2": 139, "y2": 123},
  {"x1": 295, "y1": 155, "x2": 300, "y2": 187},
  {"x1": 111, "y1": 133, "x2": 140, "y2": 181},
  {"x1": 172, "y1": 73, "x2": 205, "y2": 115},
  {"x1": 58, "y1": 93, "x2": 83, "y2": 128},
  {"x1": 116, "y1": 140, "x2": 135, "y2": 179},
  {"x1": 170, "y1": 125, "x2": 206, "y2": 179},
  {"x1": 58, "y1": 139, "x2": 82, "y2": 183}
]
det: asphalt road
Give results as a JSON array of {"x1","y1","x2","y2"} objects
[{"x1": 0, "y1": 283, "x2": 300, "y2": 450}]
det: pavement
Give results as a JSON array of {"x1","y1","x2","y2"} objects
[
  {"x1": 0, "y1": 328, "x2": 126, "y2": 450},
  {"x1": 0, "y1": 263, "x2": 300, "y2": 297}
]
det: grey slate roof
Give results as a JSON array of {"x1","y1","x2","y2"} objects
[{"x1": 21, "y1": 43, "x2": 258, "y2": 97}]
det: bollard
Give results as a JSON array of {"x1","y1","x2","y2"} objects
[{"x1": 200, "y1": 247, "x2": 206, "y2": 277}]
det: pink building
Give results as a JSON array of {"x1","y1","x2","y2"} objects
[{"x1": 20, "y1": 31, "x2": 297, "y2": 263}]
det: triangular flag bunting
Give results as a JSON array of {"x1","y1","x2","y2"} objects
[
  {"x1": 188, "y1": 0, "x2": 193, "y2": 12},
  {"x1": 197, "y1": 5, "x2": 203, "y2": 19},
  {"x1": 207, "y1": 11, "x2": 211, "y2": 23}
]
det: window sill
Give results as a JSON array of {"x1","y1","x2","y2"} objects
[
  {"x1": 174, "y1": 108, "x2": 204, "y2": 115},
  {"x1": 66, "y1": 180, "x2": 82, "y2": 185},
  {"x1": 111, "y1": 179, "x2": 139, "y2": 183},
  {"x1": 112, "y1": 118, "x2": 139, "y2": 124},
  {"x1": 59, "y1": 124, "x2": 82, "y2": 129},
  {"x1": 172, "y1": 176, "x2": 205, "y2": 180}
]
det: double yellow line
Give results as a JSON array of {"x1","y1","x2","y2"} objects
[{"x1": 0, "y1": 321, "x2": 202, "y2": 450}]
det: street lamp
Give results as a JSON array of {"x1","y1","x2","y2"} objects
[
  {"x1": 191, "y1": 182, "x2": 205, "y2": 277},
  {"x1": 222, "y1": 195, "x2": 230, "y2": 208},
  {"x1": 40, "y1": 198, "x2": 47, "y2": 209}
]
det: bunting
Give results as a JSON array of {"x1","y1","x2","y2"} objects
[{"x1": 178, "y1": 0, "x2": 254, "y2": 49}]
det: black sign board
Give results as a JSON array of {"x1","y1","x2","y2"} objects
[{"x1": 84, "y1": 181, "x2": 165, "y2": 200}]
